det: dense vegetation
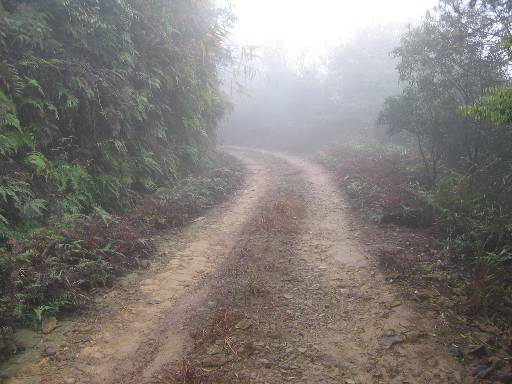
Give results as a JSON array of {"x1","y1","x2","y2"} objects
[
  {"x1": 0, "y1": 0, "x2": 237, "y2": 338},
  {"x1": 376, "y1": 0, "x2": 512, "y2": 315}
]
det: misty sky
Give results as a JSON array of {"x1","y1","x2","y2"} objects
[{"x1": 226, "y1": 0, "x2": 437, "y2": 58}]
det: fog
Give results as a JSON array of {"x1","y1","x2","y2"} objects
[
  {"x1": 219, "y1": 0, "x2": 437, "y2": 149},
  {"x1": 228, "y1": 0, "x2": 436, "y2": 60},
  {"x1": 222, "y1": 27, "x2": 400, "y2": 148}
]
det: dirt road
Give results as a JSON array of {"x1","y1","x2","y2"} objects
[{"x1": 3, "y1": 148, "x2": 465, "y2": 384}]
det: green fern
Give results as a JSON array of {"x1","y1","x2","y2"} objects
[
  {"x1": 1, "y1": 111, "x2": 21, "y2": 130},
  {"x1": 0, "y1": 212, "x2": 9, "y2": 238},
  {"x1": 20, "y1": 198, "x2": 47, "y2": 219},
  {"x1": 0, "y1": 177, "x2": 47, "y2": 237},
  {"x1": 136, "y1": 148, "x2": 162, "y2": 176},
  {"x1": 57, "y1": 85, "x2": 79, "y2": 110},
  {"x1": 93, "y1": 206, "x2": 114, "y2": 225},
  {"x1": 0, "y1": 178, "x2": 32, "y2": 206},
  {"x1": 25, "y1": 152, "x2": 51, "y2": 179},
  {"x1": 0, "y1": 135, "x2": 14, "y2": 156},
  {"x1": 23, "y1": 76, "x2": 45, "y2": 96},
  {"x1": 53, "y1": 164, "x2": 92, "y2": 193}
]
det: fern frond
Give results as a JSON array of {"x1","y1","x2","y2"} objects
[
  {"x1": 20, "y1": 198, "x2": 47, "y2": 218},
  {"x1": 2, "y1": 111, "x2": 21, "y2": 131},
  {"x1": 23, "y1": 76, "x2": 45, "y2": 96},
  {"x1": 25, "y1": 152, "x2": 51, "y2": 179}
]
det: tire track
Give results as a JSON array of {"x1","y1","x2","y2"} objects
[{"x1": 5, "y1": 148, "x2": 466, "y2": 384}]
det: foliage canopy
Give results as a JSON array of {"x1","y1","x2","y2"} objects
[{"x1": 0, "y1": 0, "x2": 232, "y2": 240}]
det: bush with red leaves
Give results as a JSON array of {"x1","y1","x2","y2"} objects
[{"x1": 318, "y1": 141, "x2": 432, "y2": 226}]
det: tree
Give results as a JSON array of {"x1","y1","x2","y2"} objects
[
  {"x1": 380, "y1": 86, "x2": 449, "y2": 186},
  {"x1": 324, "y1": 26, "x2": 402, "y2": 139},
  {"x1": 463, "y1": 0, "x2": 512, "y2": 125},
  {"x1": 380, "y1": 0, "x2": 509, "y2": 184}
]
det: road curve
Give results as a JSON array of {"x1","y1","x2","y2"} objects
[{"x1": 4, "y1": 148, "x2": 464, "y2": 384}]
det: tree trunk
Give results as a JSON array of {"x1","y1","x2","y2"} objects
[{"x1": 416, "y1": 134, "x2": 435, "y2": 187}]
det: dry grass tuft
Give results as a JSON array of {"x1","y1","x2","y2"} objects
[
  {"x1": 192, "y1": 309, "x2": 241, "y2": 345},
  {"x1": 150, "y1": 359, "x2": 209, "y2": 384},
  {"x1": 273, "y1": 193, "x2": 306, "y2": 218},
  {"x1": 257, "y1": 193, "x2": 306, "y2": 233}
]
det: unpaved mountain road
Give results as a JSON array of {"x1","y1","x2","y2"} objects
[{"x1": 3, "y1": 148, "x2": 466, "y2": 384}]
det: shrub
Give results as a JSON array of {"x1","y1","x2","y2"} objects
[
  {"x1": 318, "y1": 141, "x2": 432, "y2": 226},
  {"x1": 0, "y1": 158, "x2": 243, "y2": 330}
]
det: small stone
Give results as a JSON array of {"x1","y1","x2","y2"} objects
[
  {"x1": 467, "y1": 344, "x2": 487, "y2": 358},
  {"x1": 388, "y1": 299, "x2": 402, "y2": 308},
  {"x1": 201, "y1": 355, "x2": 230, "y2": 367},
  {"x1": 320, "y1": 353, "x2": 338, "y2": 367},
  {"x1": 77, "y1": 325, "x2": 93, "y2": 333},
  {"x1": 235, "y1": 319, "x2": 252, "y2": 330},
  {"x1": 493, "y1": 370, "x2": 512, "y2": 383},
  {"x1": 453, "y1": 371, "x2": 463, "y2": 383},
  {"x1": 89, "y1": 351, "x2": 105, "y2": 360},
  {"x1": 55, "y1": 351, "x2": 73, "y2": 362},
  {"x1": 64, "y1": 378, "x2": 76, "y2": 384},
  {"x1": 297, "y1": 347, "x2": 307, "y2": 353},
  {"x1": 406, "y1": 331, "x2": 426, "y2": 343},
  {"x1": 427, "y1": 358, "x2": 439, "y2": 368},
  {"x1": 475, "y1": 321, "x2": 500, "y2": 335},
  {"x1": 448, "y1": 344, "x2": 463, "y2": 358},
  {"x1": 206, "y1": 344, "x2": 224, "y2": 355},
  {"x1": 42, "y1": 317, "x2": 58, "y2": 334},
  {"x1": 382, "y1": 330, "x2": 404, "y2": 348},
  {"x1": 259, "y1": 358, "x2": 272, "y2": 368},
  {"x1": 42, "y1": 345, "x2": 57, "y2": 357}
]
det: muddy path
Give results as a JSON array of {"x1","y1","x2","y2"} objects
[{"x1": 1, "y1": 148, "x2": 466, "y2": 384}]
